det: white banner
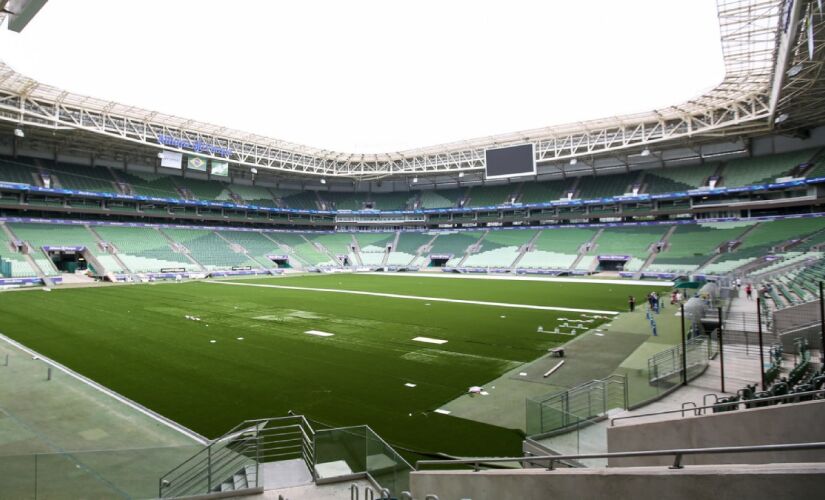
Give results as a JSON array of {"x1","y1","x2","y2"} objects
[
  {"x1": 211, "y1": 160, "x2": 229, "y2": 177},
  {"x1": 160, "y1": 151, "x2": 183, "y2": 169}
]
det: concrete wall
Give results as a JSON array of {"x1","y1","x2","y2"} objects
[
  {"x1": 773, "y1": 300, "x2": 821, "y2": 342},
  {"x1": 410, "y1": 463, "x2": 825, "y2": 500},
  {"x1": 607, "y1": 400, "x2": 825, "y2": 467}
]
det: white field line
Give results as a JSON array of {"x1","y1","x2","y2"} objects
[
  {"x1": 305, "y1": 330, "x2": 335, "y2": 337},
  {"x1": 205, "y1": 280, "x2": 619, "y2": 315},
  {"x1": 362, "y1": 272, "x2": 673, "y2": 287},
  {"x1": 0, "y1": 333, "x2": 209, "y2": 445},
  {"x1": 412, "y1": 336, "x2": 448, "y2": 345}
]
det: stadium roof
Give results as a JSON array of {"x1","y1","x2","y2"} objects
[
  {"x1": 0, "y1": 0, "x2": 47, "y2": 32},
  {"x1": 0, "y1": 0, "x2": 823, "y2": 179}
]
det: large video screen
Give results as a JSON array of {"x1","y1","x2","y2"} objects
[{"x1": 484, "y1": 143, "x2": 536, "y2": 180}]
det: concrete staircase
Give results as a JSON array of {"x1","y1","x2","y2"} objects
[
  {"x1": 636, "y1": 225, "x2": 679, "y2": 277},
  {"x1": 414, "y1": 234, "x2": 440, "y2": 268},
  {"x1": 213, "y1": 464, "x2": 257, "y2": 494},
  {"x1": 259, "y1": 232, "x2": 306, "y2": 270},
  {"x1": 85, "y1": 225, "x2": 134, "y2": 280},
  {"x1": 348, "y1": 235, "x2": 364, "y2": 267},
  {"x1": 213, "y1": 231, "x2": 269, "y2": 269},
  {"x1": 570, "y1": 228, "x2": 603, "y2": 270},
  {"x1": 510, "y1": 230, "x2": 542, "y2": 270},
  {"x1": 697, "y1": 223, "x2": 762, "y2": 273},
  {"x1": 156, "y1": 228, "x2": 207, "y2": 272},
  {"x1": 457, "y1": 231, "x2": 488, "y2": 267},
  {"x1": 382, "y1": 232, "x2": 400, "y2": 267},
  {"x1": 300, "y1": 234, "x2": 343, "y2": 267},
  {"x1": 1, "y1": 222, "x2": 56, "y2": 286}
]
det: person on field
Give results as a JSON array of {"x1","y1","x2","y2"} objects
[
  {"x1": 745, "y1": 283, "x2": 753, "y2": 301},
  {"x1": 628, "y1": 295, "x2": 636, "y2": 312}
]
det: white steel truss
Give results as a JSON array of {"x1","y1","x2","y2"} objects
[{"x1": 0, "y1": 0, "x2": 803, "y2": 179}]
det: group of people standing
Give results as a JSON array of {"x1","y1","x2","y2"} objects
[
  {"x1": 734, "y1": 277, "x2": 756, "y2": 301},
  {"x1": 628, "y1": 289, "x2": 689, "y2": 313}
]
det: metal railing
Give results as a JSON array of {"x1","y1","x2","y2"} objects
[
  {"x1": 314, "y1": 425, "x2": 413, "y2": 496},
  {"x1": 648, "y1": 333, "x2": 717, "y2": 385},
  {"x1": 158, "y1": 415, "x2": 315, "y2": 498},
  {"x1": 609, "y1": 388, "x2": 825, "y2": 427},
  {"x1": 416, "y1": 441, "x2": 825, "y2": 472},
  {"x1": 526, "y1": 374, "x2": 627, "y2": 436}
]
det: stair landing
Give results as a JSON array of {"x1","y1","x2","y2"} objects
[{"x1": 261, "y1": 458, "x2": 313, "y2": 490}]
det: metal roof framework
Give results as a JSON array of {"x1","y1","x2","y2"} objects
[{"x1": 0, "y1": 0, "x2": 813, "y2": 179}]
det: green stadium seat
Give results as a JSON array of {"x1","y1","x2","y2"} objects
[
  {"x1": 93, "y1": 226, "x2": 191, "y2": 273},
  {"x1": 648, "y1": 223, "x2": 754, "y2": 273},
  {"x1": 643, "y1": 164, "x2": 717, "y2": 194},
  {"x1": 721, "y1": 149, "x2": 816, "y2": 187},
  {"x1": 160, "y1": 228, "x2": 261, "y2": 270},
  {"x1": 268, "y1": 233, "x2": 337, "y2": 266},
  {"x1": 228, "y1": 184, "x2": 278, "y2": 206},
  {"x1": 577, "y1": 173, "x2": 639, "y2": 199},
  {"x1": 466, "y1": 184, "x2": 518, "y2": 207}
]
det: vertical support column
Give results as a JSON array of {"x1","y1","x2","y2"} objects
[
  {"x1": 207, "y1": 445, "x2": 212, "y2": 494},
  {"x1": 819, "y1": 281, "x2": 825, "y2": 364},
  {"x1": 622, "y1": 373, "x2": 629, "y2": 409},
  {"x1": 757, "y1": 297, "x2": 766, "y2": 390},
  {"x1": 718, "y1": 307, "x2": 726, "y2": 394},
  {"x1": 602, "y1": 381, "x2": 607, "y2": 416},
  {"x1": 680, "y1": 303, "x2": 687, "y2": 386}
]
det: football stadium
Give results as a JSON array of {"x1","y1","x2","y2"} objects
[{"x1": 1, "y1": 1, "x2": 825, "y2": 498}]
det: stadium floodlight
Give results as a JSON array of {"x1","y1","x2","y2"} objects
[
  {"x1": 775, "y1": 113, "x2": 789, "y2": 123},
  {"x1": 787, "y1": 64, "x2": 803, "y2": 77},
  {"x1": 640, "y1": 148, "x2": 651, "y2": 157},
  {"x1": 320, "y1": 178, "x2": 326, "y2": 184},
  {"x1": 412, "y1": 177, "x2": 418, "y2": 183},
  {"x1": 569, "y1": 158, "x2": 578, "y2": 165},
  {"x1": 13, "y1": 127, "x2": 24, "y2": 138},
  {"x1": 250, "y1": 167, "x2": 258, "y2": 175},
  {"x1": 458, "y1": 172, "x2": 464, "y2": 178}
]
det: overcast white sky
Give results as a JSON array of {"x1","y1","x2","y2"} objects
[{"x1": 0, "y1": 0, "x2": 724, "y2": 153}]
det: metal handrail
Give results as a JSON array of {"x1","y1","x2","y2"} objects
[
  {"x1": 159, "y1": 415, "x2": 317, "y2": 498},
  {"x1": 416, "y1": 441, "x2": 825, "y2": 471},
  {"x1": 365, "y1": 425, "x2": 415, "y2": 472},
  {"x1": 163, "y1": 440, "x2": 258, "y2": 497},
  {"x1": 161, "y1": 436, "x2": 258, "y2": 495},
  {"x1": 610, "y1": 388, "x2": 825, "y2": 426}
]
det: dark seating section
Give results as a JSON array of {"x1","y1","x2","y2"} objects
[
  {"x1": 0, "y1": 146, "x2": 823, "y2": 209},
  {"x1": 713, "y1": 339, "x2": 822, "y2": 412}
]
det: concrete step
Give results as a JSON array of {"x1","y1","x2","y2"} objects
[{"x1": 233, "y1": 471, "x2": 247, "y2": 490}]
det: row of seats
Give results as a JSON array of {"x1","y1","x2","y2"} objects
[
  {"x1": 648, "y1": 223, "x2": 756, "y2": 273},
  {"x1": 3, "y1": 218, "x2": 825, "y2": 276},
  {"x1": 94, "y1": 225, "x2": 191, "y2": 273},
  {"x1": 160, "y1": 228, "x2": 260, "y2": 270},
  {"x1": 755, "y1": 258, "x2": 825, "y2": 309},
  {"x1": 714, "y1": 341, "x2": 823, "y2": 412},
  {"x1": 1, "y1": 148, "x2": 821, "y2": 209},
  {"x1": 702, "y1": 218, "x2": 825, "y2": 275},
  {"x1": 0, "y1": 234, "x2": 38, "y2": 277}
]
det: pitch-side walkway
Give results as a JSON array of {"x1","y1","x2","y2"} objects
[
  {"x1": 205, "y1": 280, "x2": 620, "y2": 315},
  {"x1": 365, "y1": 271, "x2": 673, "y2": 287}
]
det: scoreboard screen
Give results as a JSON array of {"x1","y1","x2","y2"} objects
[{"x1": 484, "y1": 143, "x2": 536, "y2": 180}]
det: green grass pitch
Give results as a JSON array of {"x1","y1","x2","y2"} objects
[{"x1": 0, "y1": 274, "x2": 667, "y2": 458}]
